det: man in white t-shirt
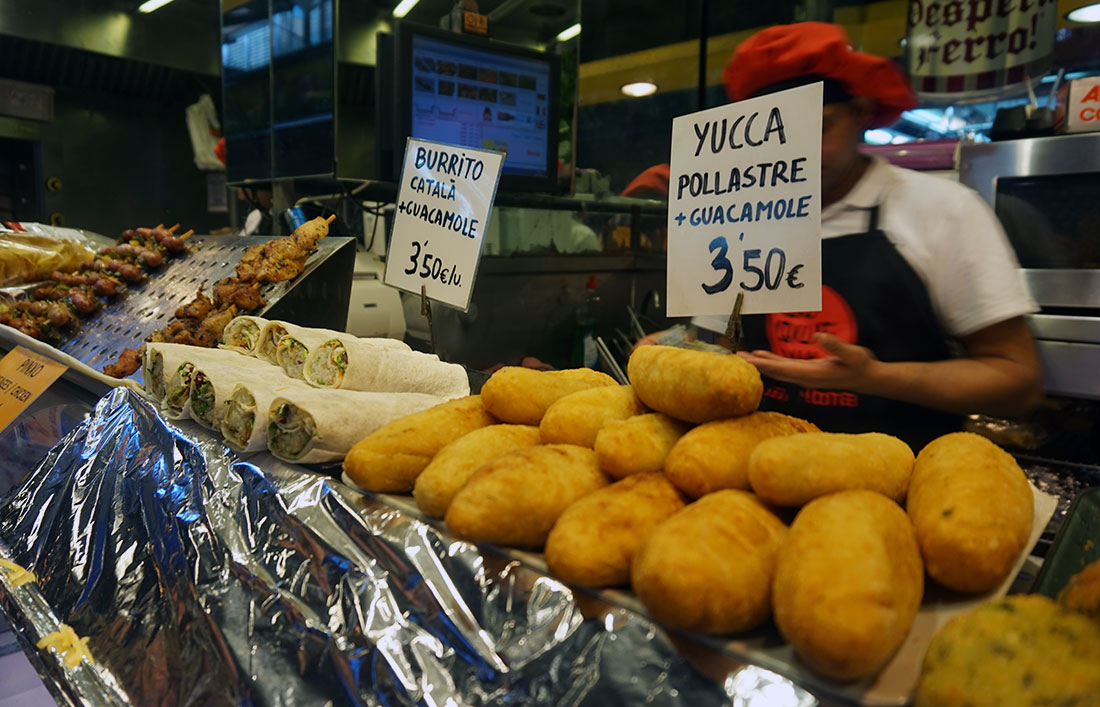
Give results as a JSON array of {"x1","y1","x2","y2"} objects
[{"x1": 639, "y1": 23, "x2": 1043, "y2": 448}]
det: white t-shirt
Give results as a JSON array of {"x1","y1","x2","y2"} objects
[{"x1": 694, "y1": 157, "x2": 1037, "y2": 338}]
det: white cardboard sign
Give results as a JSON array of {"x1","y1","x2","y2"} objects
[
  {"x1": 384, "y1": 138, "x2": 505, "y2": 311},
  {"x1": 667, "y1": 83, "x2": 822, "y2": 317}
]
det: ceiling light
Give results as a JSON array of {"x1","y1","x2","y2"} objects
[
  {"x1": 556, "y1": 23, "x2": 581, "y2": 42},
  {"x1": 393, "y1": 0, "x2": 419, "y2": 18},
  {"x1": 1067, "y1": 2, "x2": 1100, "y2": 21},
  {"x1": 621, "y1": 81, "x2": 658, "y2": 98},
  {"x1": 137, "y1": 0, "x2": 175, "y2": 13}
]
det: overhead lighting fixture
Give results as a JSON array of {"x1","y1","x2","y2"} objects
[
  {"x1": 137, "y1": 0, "x2": 175, "y2": 13},
  {"x1": 621, "y1": 81, "x2": 658, "y2": 98},
  {"x1": 556, "y1": 23, "x2": 581, "y2": 42},
  {"x1": 1067, "y1": 2, "x2": 1100, "y2": 21},
  {"x1": 393, "y1": 0, "x2": 419, "y2": 18}
]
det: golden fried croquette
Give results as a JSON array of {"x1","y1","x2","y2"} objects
[
  {"x1": 631, "y1": 490, "x2": 787, "y2": 635},
  {"x1": 907, "y1": 432, "x2": 1034, "y2": 594},
  {"x1": 480, "y1": 367, "x2": 617, "y2": 425},
  {"x1": 343, "y1": 395, "x2": 497, "y2": 493},
  {"x1": 444, "y1": 444, "x2": 608, "y2": 548},
  {"x1": 545, "y1": 473, "x2": 685, "y2": 587},
  {"x1": 539, "y1": 385, "x2": 646, "y2": 447},
  {"x1": 916, "y1": 595, "x2": 1100, "y2": 707},
  {"x1": 412, "y1": 424, "x2": 542, "y2": 518},
  {"x1": 594, "y1": 413, "x2": 691, "y2": 479},
  {"x1": 627, "y1": 345, "x2": 762, "y2": 423},
  {"x1": 1058, "y1": 557, "x2": 1100, "y2": 621},
  {"x1": 748, "y1": 432, "x2": 914, "y2": 507},
  {"x1": 664, "y1": 412, "x2": 818, "y2": 499},
  {"x1": 773, "y1": 490, "x2": 923, "y2": 682}
]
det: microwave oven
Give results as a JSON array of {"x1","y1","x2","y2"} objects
[{"x1": 959, "y1": 132, "x2": 1100, "y2": 400}]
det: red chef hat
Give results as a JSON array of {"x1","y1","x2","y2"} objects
[
  {"x1": 622, "y1": 164, "x2": 671, "y2": 199},
  {"x1": 722, "y1": 22, "x2": 916, "y2": 128}
]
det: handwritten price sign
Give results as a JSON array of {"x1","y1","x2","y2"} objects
[
  {"x1": 385, "y1": 138, "x2": 505, "y2": 312},
  {"x1": 0, "y1": 346, "x2": 67, "y2": 434},
  {"x1": 667, "y1": 83, "x2": 822, "y2": 317}
]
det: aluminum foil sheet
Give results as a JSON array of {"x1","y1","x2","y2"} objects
[{"x1": 0, "y1": 388, "x2": 816, "y2": 707}]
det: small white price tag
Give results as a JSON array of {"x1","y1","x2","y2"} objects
[
  {"x1": 667, "y1": 83, "x2": 823, "y2": 317},
  {"x1": 384, "y1": 138, "x2": 505, "y2": 312}
]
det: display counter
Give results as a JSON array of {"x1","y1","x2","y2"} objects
[
  {"x1": 1, "y1": 217, "x2": 1098, "y2": 706},
  {"x1": 1, "y1": 333, "x2": 1098, "y2": 706}
]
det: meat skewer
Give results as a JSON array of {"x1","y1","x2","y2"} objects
[
  {"x1": 98, "y1": 243, "x2": 165, "y2": 268},
  {"x1": 212, "y1": 277, "x2": 266, "y2": 311},
  {"x1": 102, "y1": 346, "x2": 143, "y2": 378},
  {"x1": 47, "y1": 270, "x2": 120, "y2": 297},
  {"x1": 175, "y1": 291, "x2": 215, "y2": 320},
  {"x1": 86, "y1": 258, "x2": 143, "y2": 284}
]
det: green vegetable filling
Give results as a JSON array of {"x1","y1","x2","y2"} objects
[{"x1": 192, "y1": 377, "x2": 213, "y2": 418}]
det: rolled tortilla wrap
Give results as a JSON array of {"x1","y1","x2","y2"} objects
[
  {"x1": 163, "y1": 362, "x2": 196, "y2": 420},
  {"x1": 267, "y1": 388, "x2": 445, "y2": 464},
  {"x1": 189, "y1": 357, "x2": 284, "y2": 430},
  {"x1": 147, "y1": 345, "x2": 251, "y2": 419},
  {"x1": 269, "y1": 324, "x2": 410, "y2": 379},
  {"x1": 219, "y1": 315, "x2": 269, "y2": 355},
  {"x1": 221, "y1": 378, "x2": 313, "y2": 453},
  {"x1": 144, "y1": 342, "x2": 207, "y2": 402},
  {"x1": 257, "y1": 321, "x2": 292, "y2": 364},
  {"x1": 303, "y1": 337, "x2": 469, "y2": 398}
]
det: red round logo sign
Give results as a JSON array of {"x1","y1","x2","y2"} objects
[{"x1": 765, "y1": 285, "x2": 858, "y2": 359}]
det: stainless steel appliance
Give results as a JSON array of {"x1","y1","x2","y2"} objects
[{"x1": 959, "y1": 132, "x2": 1100, "y2": 400}]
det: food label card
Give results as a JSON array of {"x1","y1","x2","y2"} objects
[
  {"x1": 0, "y1": 347, "x2": 67, "y2": 434},
  {"x1": 385, "y1": 138, "x2": 505, "y2": 312},
  {"x1": 667, "y1": 83, "x2": 823, "y2": 316}
]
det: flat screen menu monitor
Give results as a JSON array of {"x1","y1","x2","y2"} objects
[{"x1": 394, "y1": 23, "x2": 560, "y2": 193}]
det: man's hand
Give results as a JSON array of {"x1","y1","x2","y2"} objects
[
  {"x1": 736, "y1": 317, "x2": 1044, "y2": 417},
  {"x1": 737, "y1": 333, "x2": 881, "y2": 392}
]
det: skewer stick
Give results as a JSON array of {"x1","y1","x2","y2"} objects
[
  {"x1": 324, "y1": 214, "x2": 336, "y2": 225},
  {"x1": 723, "y1": 292, "x2": 745, "y2": 352},
  {"x1": 421, "y1": 285, "x2": 436, "y2": 356},
  {"x1": 155, "y1": 223, "x2": 165, "y2": 229},
  {"x1": 167, "y1": 223, "x2": 181, "y2": 233},
  {"x1": 179, "y1": 229, "x2": 195, "y2": 240}
]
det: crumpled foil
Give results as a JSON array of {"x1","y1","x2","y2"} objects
[{"x1": 0, "y1": 388, "x2": 816, "y2": 707}]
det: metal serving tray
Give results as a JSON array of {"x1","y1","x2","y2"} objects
[{"x1": 5, "y1": 235, "x2": 355, "y2": 388}]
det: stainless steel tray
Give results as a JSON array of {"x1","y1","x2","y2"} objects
[{"x1": 10, "y1": 235, "x2": 355, "y2": 386}]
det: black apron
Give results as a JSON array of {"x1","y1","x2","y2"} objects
[{"x1": 741, "y1": 205, "x2": 961, "y2": 451}]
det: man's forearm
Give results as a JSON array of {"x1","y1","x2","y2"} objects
[{"x1": 863, "y1": 356, "x2": 1044, "y2": 417}]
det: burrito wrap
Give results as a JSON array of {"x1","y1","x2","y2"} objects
[
  {"x1": 257, "y1": 321, "x2": 291, "y2": 364},
  {"x1": 144, "y1": 342, "x2": 207, "y2": 402},
  {"x1": 304, "y1": 336, "x2": 468, "y2": 399},
  {"x1": 147, "y1": 345, "x2": 255, "y2": 420},
  {"x1": 221, "y1": 377, "x2": 314, "y2": 452},
  {"x1": 267, "y1": 387, "x2": 445, "y2": 464},
  {"x1": 272, "y1": 324, "x2": 409, "y2": 379},
  {"x1": 189, "y1": 356, "x2": 284, "y2": 430},
  {"x1": 219, "y1": 315, "x2": 269, "y2": 355}
]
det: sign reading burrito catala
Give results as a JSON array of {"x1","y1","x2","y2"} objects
[
  {"x1": 385, "y1": 138, "x2": 505, "y2": 312},
  {"x1": 906, "y1": 0, "x2": 1057, "y2": 96}
]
